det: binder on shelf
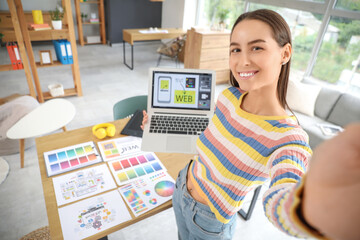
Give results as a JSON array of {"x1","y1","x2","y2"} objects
[
  {"x1": 53, "y1": 40, "x2": 68, "y2": 64},
  {"x1": 63, "y1": 40, "x2": 73, "y2": 64},
  {"x1": 6, "y1": 42, "x2": 18, "y2": 70},
  {"x1": 12, "y1": 43, "x2": 23, "y2": 69}
]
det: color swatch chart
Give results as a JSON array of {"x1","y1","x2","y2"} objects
[
  {"x1": 107, "y1": 152, "x2": 167, "y2": 186},
  {"x1": 118, "y1": 171, "x2": 175, "y2": 217},
  {"x1": 43, "y1": 141, "x2": 103, "y2": 177},
  {"x1": 52, "y1": 164, "x2": 117, "y2": 206},
  {"x1": 97, "y1": 136, "x2": 142, "y2": 162}
]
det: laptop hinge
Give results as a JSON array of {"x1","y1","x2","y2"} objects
[{"x1": 153, "y1": 112, "x2": 207, "y2": 117}]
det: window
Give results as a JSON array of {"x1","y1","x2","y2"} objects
[
  {"x1": 335, "y1": 0, "x2": 360, "y2": 11},
  {"x1": 195, "y1": 0, "x2": 360, "y2": 94},
  {"x1": 312, "y1": 17, "x2": 360, "y2": 95},
  {"x1": 248, "y1": 3, "x2": 322, "y2": 80},
  {"x1": 197, "y1": 0, "x2": 245, "y2": 30}
]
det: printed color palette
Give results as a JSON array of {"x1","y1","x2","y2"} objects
[
  {"x1": 97, "y1": 136, "x2": 142, "y2": 161},
  {"x1": 108, "y1": 152, "x2": 166, "y2": 186},
  {"x1": 43, "y1": 141, "x2": 103, "y2": 177}
]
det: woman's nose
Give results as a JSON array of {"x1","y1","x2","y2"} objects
[{"x1": 238, "y1": 53, "x2": 250, "y2": 66}]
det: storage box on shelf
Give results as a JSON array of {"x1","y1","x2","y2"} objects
[
  {"x1": 74, "y1": 0, "x2": 106, "y2": 46},
  {"x1": 0, "y1": 0, "x2": 82, "y2": 103}
]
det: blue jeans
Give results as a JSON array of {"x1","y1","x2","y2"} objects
[{"x1": 173, "y1": 161, "x2": 236, "y2": 240}]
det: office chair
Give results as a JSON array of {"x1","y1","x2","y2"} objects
[
  {"x1": 113, "y1": 95, "x2": 147, "y2": 120},
  {"x1": 156, "y1": 34, "x2": 186, "y2": 67}
]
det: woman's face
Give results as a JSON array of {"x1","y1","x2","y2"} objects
[{"x1": 229, "y1": 19, "x2": 290, "y2": 92}]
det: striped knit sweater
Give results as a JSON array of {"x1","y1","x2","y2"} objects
[{"x1": 189, "y1": 87, "x2": 320, "y2": 238}]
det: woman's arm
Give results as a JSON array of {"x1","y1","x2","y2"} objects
[
  {"x1": 303, "y1": 123, "x2": 360, "y2": 240},
  {"x1": 262, "y1": 143, "x2": 321, "y2": 238}
]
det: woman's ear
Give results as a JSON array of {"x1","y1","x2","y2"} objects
[{"x1": 281, "y1": 43, "x2": 292, "y2": 65}]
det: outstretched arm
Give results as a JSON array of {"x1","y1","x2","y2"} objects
[{"x1": 303, "y1": 123, "x2": 360, "y2": 240}]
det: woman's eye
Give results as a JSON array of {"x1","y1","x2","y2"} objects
[
  {"x1": 252, "y1": 46, "x2": 263, "y2": 51},
  {"x1": 231, "y1": 48, "x2": 240, "y2": 53}
]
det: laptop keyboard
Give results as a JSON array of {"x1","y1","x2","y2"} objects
[{"x1": 149, "y1": 115, "x2": 209, "y2": 135}]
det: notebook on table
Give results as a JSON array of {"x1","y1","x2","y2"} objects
[{"x1": 141, "y1": 67, "x2": 216, "y2": 154}]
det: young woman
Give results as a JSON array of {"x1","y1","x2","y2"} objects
[{"x1": 143, "y1": 9, "x2": 323, "y2": 240}]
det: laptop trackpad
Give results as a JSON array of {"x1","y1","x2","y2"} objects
[{"x1": 166, "y1": 136, "x2": 191, "y2": 153}]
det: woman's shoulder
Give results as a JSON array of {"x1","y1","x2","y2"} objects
[{"x1": 220, "y1": 86, "x2": 245, "y2": 99}]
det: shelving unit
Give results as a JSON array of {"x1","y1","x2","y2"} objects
[
  {"x1": 74, "y1": 0, "x2": 106, "y2": 46},
  {"x1": 0, "y1": 0, "x2": 82, "y2": 103}
]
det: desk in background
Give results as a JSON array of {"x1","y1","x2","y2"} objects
[
  {"x1": 122, "y1": 28, "x2": 186, "y2": 70},
  {"x1": 35, "y1": 118, "x2": 193, "y2": 240}
]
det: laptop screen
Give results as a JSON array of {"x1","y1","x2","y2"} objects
[{"x1": 152, "y1": 70, "x2": 213, "y2": 111}]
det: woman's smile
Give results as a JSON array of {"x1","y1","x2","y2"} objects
[{"x1": 237, "y1": 70, "x2": 258, "y2": 80}]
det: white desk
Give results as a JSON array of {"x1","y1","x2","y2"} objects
[{"x1": 7, "y1": 99, "x2": 75, "y2": 168}]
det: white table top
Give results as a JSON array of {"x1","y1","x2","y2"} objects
[{"x1": 6, "y1": 98, "x2": 76, "y2": 139}]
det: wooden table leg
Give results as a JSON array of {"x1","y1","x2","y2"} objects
[
  {"x1": 62, "y1": 126, "x2": 67, "y2": 132},
  {"x1": 19, "y1": 138, "x2": 25, "y2": 168}
]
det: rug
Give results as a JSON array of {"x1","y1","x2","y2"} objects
[
  {"x1": 0, "y1": 157, "x2": 9, "y2": 185},
  {"x1": 20, "y1": 226, "x2": 50, "y2": 240}
]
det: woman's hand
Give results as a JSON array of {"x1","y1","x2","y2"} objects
[
  {"x1": 303, "y1": 123, "x2": 360, "y2": 240},
  {"x1": 140, "y1": 110, "x2": 148, "y2": 130}
]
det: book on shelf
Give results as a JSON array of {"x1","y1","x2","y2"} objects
[
  {"x1": 28, "y1": 23, "x2": 52, "y2": 31},
  {"x1": 89, "y1": 18, "x2": 99, "y2": 23}
]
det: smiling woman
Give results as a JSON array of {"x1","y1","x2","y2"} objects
[{"x1": 171, "y1": 9, "x2": 318, "y2": 240}]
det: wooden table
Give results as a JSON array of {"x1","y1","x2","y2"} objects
[
  {"x1": 7, "y1": 99, "x2": 75, "y2": 168},
  {"x1": 122, "y1": 28, "x2": 186, "y2": 70},
  {"x1": 35, "y1": 118, "x2": 193, "y2": 240}
]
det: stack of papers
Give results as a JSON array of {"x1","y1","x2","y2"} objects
[{"x1": 139, "y1": 29, "x2": 168, "y2": 34}]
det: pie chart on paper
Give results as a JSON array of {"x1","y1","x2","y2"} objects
[{"x1": 154, "y1": 181, "x2": 175, "y2": 197}]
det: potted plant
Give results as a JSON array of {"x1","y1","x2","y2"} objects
[
  {"x1": 216, "y1": 7, "x2": 230, "y2": 30},
  {"x1": 50, "y1": 6, "x2": 65, "y2": 30},
  {"x1": 81, "y1": 12, "x2": 88, "y2": 23}
]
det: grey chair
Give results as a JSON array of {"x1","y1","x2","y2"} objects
[{"x1": 113, "y1": 95, "x2": 147, "y2": 120}]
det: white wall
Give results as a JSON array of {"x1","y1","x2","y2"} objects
[
  {"x1": 183, "y1": 0, "x2": 197, "y2": 30},
  {"x1": 161, "y1": 0, "x2": 185, "y2": 29},
  {"x1": 161, "y1": 0, "x2": 198, "y2": 31}
]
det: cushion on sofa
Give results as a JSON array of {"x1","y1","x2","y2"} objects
[
  {"x1": 286, "y1": 80, "x2": 321, "y2": 117},
  {"x1": 327, "y1": 93, "x2": 360, "y2": 127},
  {"x1": 295, "y1": 111, "x2": 334, "y2": 149},
  {"x1": 314, "y1": 87, "x2": 342, "y2": 120}
]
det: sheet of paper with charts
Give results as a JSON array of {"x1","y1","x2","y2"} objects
[
  {"x1": 118, "y1": 171, "x2": 175, "y2": 217},
  {"x1": 58, "y1": 190, "x2": 131, "y2": 240},
  {"x1": 52, "y1": 164, "x2": 117, "y2": 206},
  {"x1": 98, "y1": 136, "x2": 168, "y2": 186}
]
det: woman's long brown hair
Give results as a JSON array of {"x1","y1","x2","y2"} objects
[{"x1": 229, "y1": 9, "x2": 292, "y2": 110}]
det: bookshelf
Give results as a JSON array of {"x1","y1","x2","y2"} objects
[
  {"x1": 0, "y1": 0, "x2": 82, "y2": 103},
  {"x1": 74, "y1": 0, "x2": 106, "y2": 46}
]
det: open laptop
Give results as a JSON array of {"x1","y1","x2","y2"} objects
[{"x1": 141, "y1": 67, "x2": 216, "y2": 154}]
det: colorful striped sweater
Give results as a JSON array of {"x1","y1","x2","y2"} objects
[{"x1": 189, "y1": 87, "x2": 319, "y2": 238}]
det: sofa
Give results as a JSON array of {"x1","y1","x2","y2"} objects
[{"x1": 286, "y1": 79, "x2": 360, "y2": 149}]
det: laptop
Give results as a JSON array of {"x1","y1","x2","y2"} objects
[{"x1": 141, "y1": 67, "x2": 216, "y2": 154}]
